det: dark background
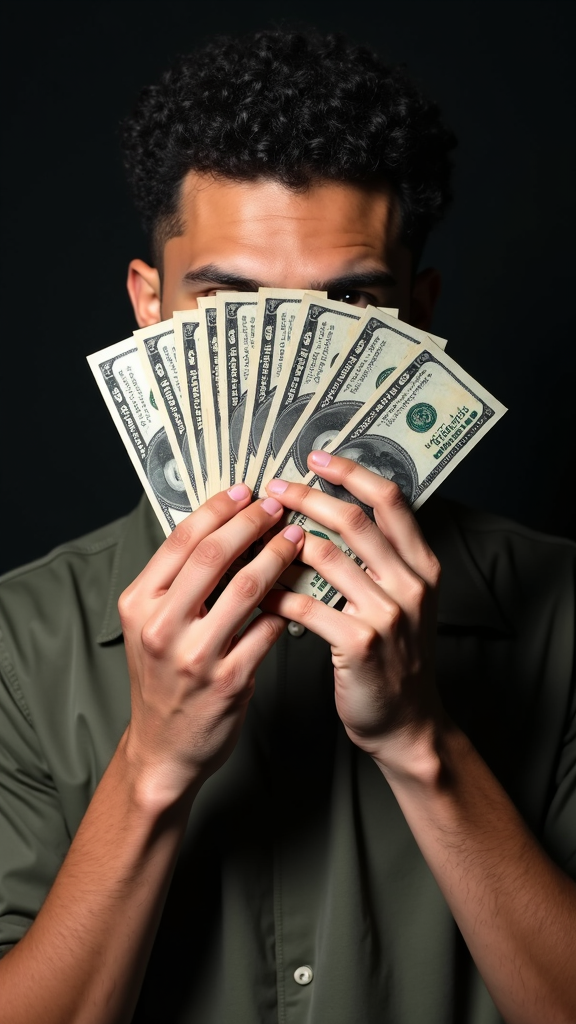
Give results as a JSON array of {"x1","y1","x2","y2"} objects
[{"x1": 2, "y1": 1, "x2": 574, "y2": 574}]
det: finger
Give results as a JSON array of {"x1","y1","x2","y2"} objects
[
  {"x1": 224, "y1": 611, "x2": 288, "y2": 683},
  {"x1": 260, "y1": 583, "x2": 368, "y2": 650},
  {"x1": 157, "y1": 498, "x2": 293, "y2": 629},
  {"x1": 127, "y1": 483, "x2": 253, "y2": 598},
  {"x1": 293, "y1": 528, "x2": 401, "y2": 622},
  {"x1": 270, "y1": 451, "x2": 439, "y2": 587},
  {"x1": 307, "y1": 451, "x2": 439, "y2": 585},
  {"x1": 201, "y1": 524, "x2": 306, "y2": 654},
  {"x1": 265, "y1": 476, "x2": 428, "y2": 608}
]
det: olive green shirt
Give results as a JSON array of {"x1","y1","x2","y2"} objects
[{"x1": 0, "y1": 495, "x2": 574, "y2": 1024}]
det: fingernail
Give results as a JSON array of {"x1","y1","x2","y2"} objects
[
  {"x1": 309, "y1": 450, "x2": 331, "y2": 467},
  {"x1": 261, "y1": 497, "x2": 283, "y2": 515},
  {"x1": 267, "y1": 478, "x2": 289, "y2": 495},
  {"x1": 227, "y1": 483, "x2": 250, "y2": 501},
  {"x1": 284, "y1": 524, "x2": 304, "y2": 543}
]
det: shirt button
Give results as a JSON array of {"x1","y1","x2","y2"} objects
[
  {"x1": 287, "y1": 621, "x2": 306, "y2": 637},
  {"x1": 294, "y1": 965, "x2": 314, "y2": 985}
]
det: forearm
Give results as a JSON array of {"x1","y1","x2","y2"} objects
[
  {"x1": 377, "y1": 720, "x2": 576, "y2": 1024},
  {"x1": 0, "y1": 729, "x2": 196, "y2": 1024}
]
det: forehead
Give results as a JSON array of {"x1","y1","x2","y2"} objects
[{"x1": 163, "y1": 171, "x2": 407, "y2": 282}]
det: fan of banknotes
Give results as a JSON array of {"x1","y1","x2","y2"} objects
[{"x1": 88, "y1": 290, "x2": 506, "y2": 605}]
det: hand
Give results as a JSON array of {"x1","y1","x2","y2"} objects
[
  {"x1": 117, "y1": 484, "x2": 304, "y2": 807},
  {"x1": 262, "y1": 453, "x2": 443, "y2": 776}
]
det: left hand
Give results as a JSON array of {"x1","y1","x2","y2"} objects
[{"x1": 261, "y1": 451, "x2": 444, "y2": 775}]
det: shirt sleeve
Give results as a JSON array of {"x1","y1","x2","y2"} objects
[
  {"x1": 543, "y1": 680, "x2": 576, "y2": 878},
  {"x1": 0, "y1": 643, "x2": 70, "y2": 955}
]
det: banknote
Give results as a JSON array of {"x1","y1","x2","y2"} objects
[
  {"x1": 87, "y1": 339, "x2": 193, "y2": 534},
  {"x1": 88, "y1": 290, "x2": 500, "y2": 610},
  {"x1": 268, "y1": 307, "x2": 439, "y2": 484},
  {"x1": 282, "y1": 342, "x2": 507, "y2": 604},
  {"x1": 216, "y1": 292, "x2": 259, "y2": 488},
  {"x1": 135, "y1": 319, "x2": 200, "y2": 508},
  {"x1": 426, "y1": 330, "x2": 447, "y2": 350},
  {"x1": 377, "y1": 306, "x2": 448, "y2": 351},
  {"x1": 197, "y1": 298, "x2": 222, "y2": 494},
  {"x1": 173, "y1": 310, "x2": 209, "y2": 503},
  {"x1": 236, "y1": 289, "x2": 327, "y2": 487},
  {"x1": 252, "y1": 295, "x2": 364, "y2": 496}
]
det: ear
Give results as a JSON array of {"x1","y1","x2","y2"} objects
[
  {"x1": 126, "y1": 259, "x2": 162, "y2": 327},
  {"x1": 409, "y1": 267, "x2": 442, "y2": 331}
]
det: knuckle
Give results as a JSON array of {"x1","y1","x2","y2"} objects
[
  {"x1": 165, "y1": 518, "x2": 195, "y2": 552},
  {"x1": 341, "y1": 501, "x2": 371, "y2": 534},
  {"x1": 240, "y1": 508, "x2": 261, "y2": 530},
  {"x1": 378, "y1": 479, "x2": 406, "y2": 510},
  {"x1": 292, "y1": 593, "x2": 319, "y2": 621},
  {"x1": 427, "y1": 553, "x2": 442, "y2": 587},
  {"x1": 297, "y1": 484, "x2": 320, "y2": 511},
  {"x1": 118, "y1": 587, "x2": 137, "y2": 628},
  {"x1": 232, "y1": 569, "x2": 260, "y2": 601},
  {"x1": 336, "y1": 458, "x2": 357, "y2": 484},
  {"x1": 258, "y1": 615, "x2": 283, "y2": 646},
  {"x1": 349, "y1": 622, "x2": 380, "y2": 659},
  {"x1": 385, "y1": 602, "x2": 403, "y2": 632},
  {"x1": 194, "y1": 536, "x2": 227, "y2": 570},
  {"x1": 314, "y1": 536, "x2": 341, "y2": 567},
  {"x1": 204, "y1": 494, "x2": 229, "y2": 521},
  {"x1": 140, "y1": 619, "x2": 167, "y2": 658},
  {"x1": 406, "y1": 575, "x2": 427, "y2": 606},
  {"x1": 214, "y1": 661, "x2": 243, "y2": 695},
  {"x1": 177, "y1": 646, "x2": 205, "y2": 677}
]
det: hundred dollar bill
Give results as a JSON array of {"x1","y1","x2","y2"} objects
[
  {"x1": 237, "y1": 289, "x2": 325, "y2": 488},
  {"x1": 87, "y1": 339, "x2": 193, "y2": 535},
  {"x1": 266, "y1": 305, "x2": 440, "y2": 481},
  {"x1": 216, "y1": 292, "x2": 259, "y2": 488},
  {"x1": 377, "y1": 306, "x2": 447, "y2": 350},
  {"x1": 173, "y1": 310, "x2": 209, "y2": 503},
  {"x1": 268, "y1": 307, "x2": 441, "y2": 483},
  {"x1": 197, "y1": 298, "x2": 222, "y2": 494},
  {"x1": 426, "y1": 330, "x2": 448, "y2": 350},
  {"x1": 283, "y1": 343, "x2": 506, "y2": 605},
  {"x1": 252, "y1": 294, "x2": 363, "y2": 496},
  {"x1": 135, "y1": 319, "x2": 200, "y2": 508}
]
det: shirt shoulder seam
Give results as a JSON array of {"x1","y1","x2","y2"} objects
[{"x1": 0, "y1": 529, "x2": 125, "y2": 589}]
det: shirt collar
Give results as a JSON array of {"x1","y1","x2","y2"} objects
[{"x1": 97, "y1": 492, "x2": 511, "y2": 644}]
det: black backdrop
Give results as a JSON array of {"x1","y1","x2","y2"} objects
[{"x1": 2, "y1": 1, "x2": 574, "y2": 575}]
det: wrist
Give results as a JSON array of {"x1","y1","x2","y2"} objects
[
  {"x1": 370, "y1": 713, "x2": 463, "y2": 791},
  {"x1": 117, "y1": 727, "x2": 203, "y2": 821}
]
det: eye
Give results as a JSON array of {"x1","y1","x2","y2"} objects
[{"x1": 327, "y1": 289, "x2": 374, "y2": 308}]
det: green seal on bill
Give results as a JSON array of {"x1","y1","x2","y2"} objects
[
  {"x1": 309, "y1": 530, "x2": 330, "y2": 539},
  {"x1": 406, "y1": 402, "x2": 437, "y2": 432},
  {"x1": 376, "y1": 367, "x2": 395, "y2": 388}
]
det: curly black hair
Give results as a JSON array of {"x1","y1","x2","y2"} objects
[{"x1": 121, "y1": 30, "x2": 456, "y2": 263}]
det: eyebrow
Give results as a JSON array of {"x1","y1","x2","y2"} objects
[
  {"x1": 182, "y1": 264, "x2": 263, "y2": 290},
  {"x1": 182, "y1": 264, "x2": 397, "y2": 292},
  {"x1": 313, "y1": 270, "x2": 397, "y2": 292}
]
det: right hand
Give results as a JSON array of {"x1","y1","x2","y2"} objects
[{"x1": 117, "y1": 484, "x2": 304, "y2": 809}]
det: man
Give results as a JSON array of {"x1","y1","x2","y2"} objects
[{"x1": 0, "y1": 29, "x2": 574, "y2": 1024}]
